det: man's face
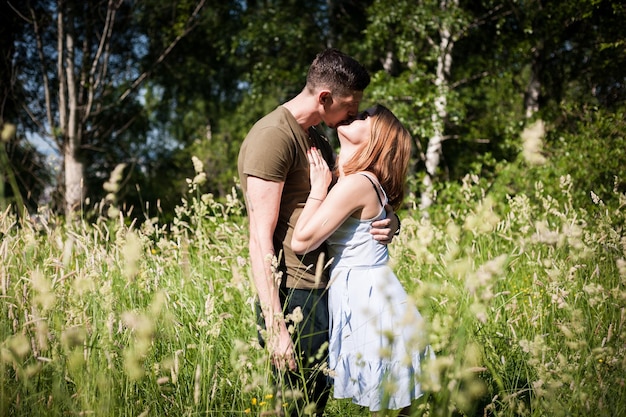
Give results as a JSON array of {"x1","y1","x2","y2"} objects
[{"x1": 321, "y1": 91, "x2": 363, "y2": 128}]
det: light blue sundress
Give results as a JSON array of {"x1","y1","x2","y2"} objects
[{"x1": 326, "y1": 173, "x2": 432, "y2": 411}]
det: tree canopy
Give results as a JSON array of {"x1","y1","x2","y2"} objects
[{"x1": 2, "y1": 0, "x2": 624, "y2": 220}]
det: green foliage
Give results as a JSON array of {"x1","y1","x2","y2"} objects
[
  {"x1": 547, "y1": 105, "x2": 626, "y2": 207},
  {"x1": 237, "y1": 0, "x2": 325, "y2": 99},
  {"x1": 6, "y1": 0, "x2": 624, "y2": 224},
  {"x1": 482, "y1": 105, "x2": 626, "y2": 213}
]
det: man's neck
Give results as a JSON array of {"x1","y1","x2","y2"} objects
[{"x1": 282, "y1": 92, "x2": 321, "y2": 132}]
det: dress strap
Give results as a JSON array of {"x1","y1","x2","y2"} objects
[{"x1": 358, "y1": 172, "x2": 385, "y2": 208}]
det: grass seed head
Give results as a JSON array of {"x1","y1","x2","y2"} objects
[{"x1": 522, "y1": 120, "x2": 547, "y2": 166}]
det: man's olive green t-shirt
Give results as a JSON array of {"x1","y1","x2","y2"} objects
[{"x1": 238, "y1": 106, "x2": 335, "y2": 289}]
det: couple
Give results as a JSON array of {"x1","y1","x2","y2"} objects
[{"x1": 238, "y1": 49, "x2": 431, "y2": 416}]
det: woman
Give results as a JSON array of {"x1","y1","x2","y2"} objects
[{"x1": 291, "y1": 105, "x2": 431, "y2": 416}]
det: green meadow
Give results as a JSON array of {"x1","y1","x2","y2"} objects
[{"x1": 1, "y1": 168, "x2": 625, "y2": 416}]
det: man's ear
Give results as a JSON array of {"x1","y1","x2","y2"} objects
[{"x1": 319, "y1": 91, "x2": 331, "y2": 105}]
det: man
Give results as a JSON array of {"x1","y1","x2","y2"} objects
[{"x1": 237, "y1": 49, "x2": 398, "y2": 416}]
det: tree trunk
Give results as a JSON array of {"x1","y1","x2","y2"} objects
[
  {"x1": 525, "y1": 43, "x2": 542, "y2": 119},
  {"x1": 26, "y1": 0, "x2": 205, "y2": 217},
  {"x1": 64, "y1": 142, "x2": 84, "y2": 214},
  {"x1": 60, "y1": 1, "x2": 85, "y2": 216},
  {"x1": 524, "y1": 0, "x2": 544, "y2": 120},
  {"x1": 420, "y1": 0, "x2": 456, "y2": 214}
]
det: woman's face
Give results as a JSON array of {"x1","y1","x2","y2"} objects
[{"x1": 336, "y1": 108, "x2": 374, "y2": 146}]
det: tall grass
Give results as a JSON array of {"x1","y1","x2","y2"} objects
[
  {"x1": 1, "y1": 161, "x2": 624, "y2": 416},
  {"x1": 395, "y1": 174, "x2": 626, "y2": 416}
]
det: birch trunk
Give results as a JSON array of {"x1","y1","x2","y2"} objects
[
  {"x1": 420, "y1": 0, "x2": 456, "y2": 213},
  {"x1": 60, "y1": 2, "x2": 84, "y2": 216},
  {"x1": 524, "y1": 1, "x2": 543, "y2": 120},
  {"x1": 28, "y1": 0, "x2": 205, "y2": 217},
  {"x1": 64, "y1": 139, "x2": 84, "y2": 214},
  {"x1": 525, "y1": 44, "x2": 542, "y2": 119}
]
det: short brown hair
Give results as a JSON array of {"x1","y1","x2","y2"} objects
[{"x1": 306, "y1": 49, "x2": 370, "y2": 97}]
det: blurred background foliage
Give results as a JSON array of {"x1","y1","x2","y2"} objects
[{"x1": 1, "y1": 0, "x2": 624, "y2": 221}]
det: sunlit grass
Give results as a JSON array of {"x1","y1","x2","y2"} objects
[{"x1": 1, "y1": 162, "x2": 625, "y2": 416}]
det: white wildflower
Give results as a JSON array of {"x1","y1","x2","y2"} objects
[
  {"x1": 521, "y1": 120, "x2": 547, "y2": 165},
  {"x1": 31, "y1": 269, "x2": 55, "y2": 311},
  {"x1": 193, "y1": 172, "x2": 207, "y2": 185},
  {"x1": 205, "y1": 294, "x2": 215, "y2": 316},
  {"x1": 103, "y1": 163, "x2": 127, "y2": 193},
  {"x1": 617, "y1": 258, "x2": 626, "y2": 284},
  {"x1": 1, "y1": 123, "x2": 16, "y2": 142},
  {"x1": 191, "y1": 156, "x2": 204, "y2": 174},
  {"x1": 122, "y1": 231, "x2": 142, "y2": 279}
]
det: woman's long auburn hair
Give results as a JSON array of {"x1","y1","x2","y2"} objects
[{"x1": 340, "y1": 104, "x2": 412, "y2": 211}]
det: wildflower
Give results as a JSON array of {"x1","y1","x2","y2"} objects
[
  {"x1": 590, "y1": 191, "x2": 601, "y2": 205},
  {"x1": 617, "y1": 258, "x2": 626, "y2": 284},
  {"x1": 34, "y1": 319, "x2": 49, "y2": 352},
  {"x1": 107, "y1": 205, "x2": 120, "y2": 219},
  {"x1": 532, "y1": 379, "x2": 546, "y2": 397},
  {"x1": 314, "y1": 342, "x2": 329, "y2": 360},
  {"x1": 408, "y1": 219, "x2": 438, "y2": 264},
  {"x1": 463, "y1": 196, "x2": 500, "y2": 235},
  {"x1": 61, "y1": 326, "x2": 86, "y2": 350},
  {"x1": 558, "y1": 324, "x2": 575, "y2": 339},
  {"x1": 532, "y1": 220, "x2": 559, "y2": 245},
  {"x1": 417, "y1": 219, "x2": 436, "y2": 247},
  {"x1": 193, "y1": 172, "x2": 207, "y2": 185},
  {"x1": 194, "y1": 364, "x2": 201, "y2": 405},
  {"x1": 289, "y1": 306, "x2": 303, "y2": 324},
  {"x1": 466, "y1": 254, "x2": 507, "y2": 299},
  {"x1": 31, "y1": 269, "x2": 55, "y2": 311},
  {"x1": 550, "y1": 287, "x2": 569, "y2": 309},
  {"x1": 103, "y1": 163, "x2": 127, "y2": 193},
  {"x1": 1, "y1": 123, "x2": 16, "y2": 142},
  {"x1": 192, "y1": 156, "x2": 204, "y2": 174},
  {"x1": 303, "y1": 403, "x2": 317, "y2": 415},
  {"x1": 205, "y1": 294, "x2": 215, "y2": 316},
  {"x1": 122, "y1": 231, "x2": 142, "y2": 279},
  {"x1": 3, "y1": 334, "x2": 31, "y2": 360},
  {"x1": 73, "y1": 273, "x2": 95, "y2": 296},
  {"x1": 201, "y1": 193, "x2": 213, "y2": 205},
  {"x1": 583, "y1": 283, "x2": 607, "y2": 307},
  {"x1": 521, "y1": 120, "x2": 547, "y2": 165},
  {"x1": 470, "y1": 302, "x2": 488, "y2": 323}
]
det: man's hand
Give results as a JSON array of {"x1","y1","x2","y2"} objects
[
  {"x1": 370, "y1": 205, "x2": 400, "y2": 245},
  {"x1": 268, "y1": 328, "x2": 297, "y2": 371}
]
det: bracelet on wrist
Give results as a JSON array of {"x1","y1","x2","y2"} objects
[{"x1": 308, "y1": 196, "x2": 324, "y2": 201}]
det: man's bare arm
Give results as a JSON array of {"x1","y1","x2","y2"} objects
[{"x1": 246, "y1": 176, "x2": 296, "y2": 371}]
